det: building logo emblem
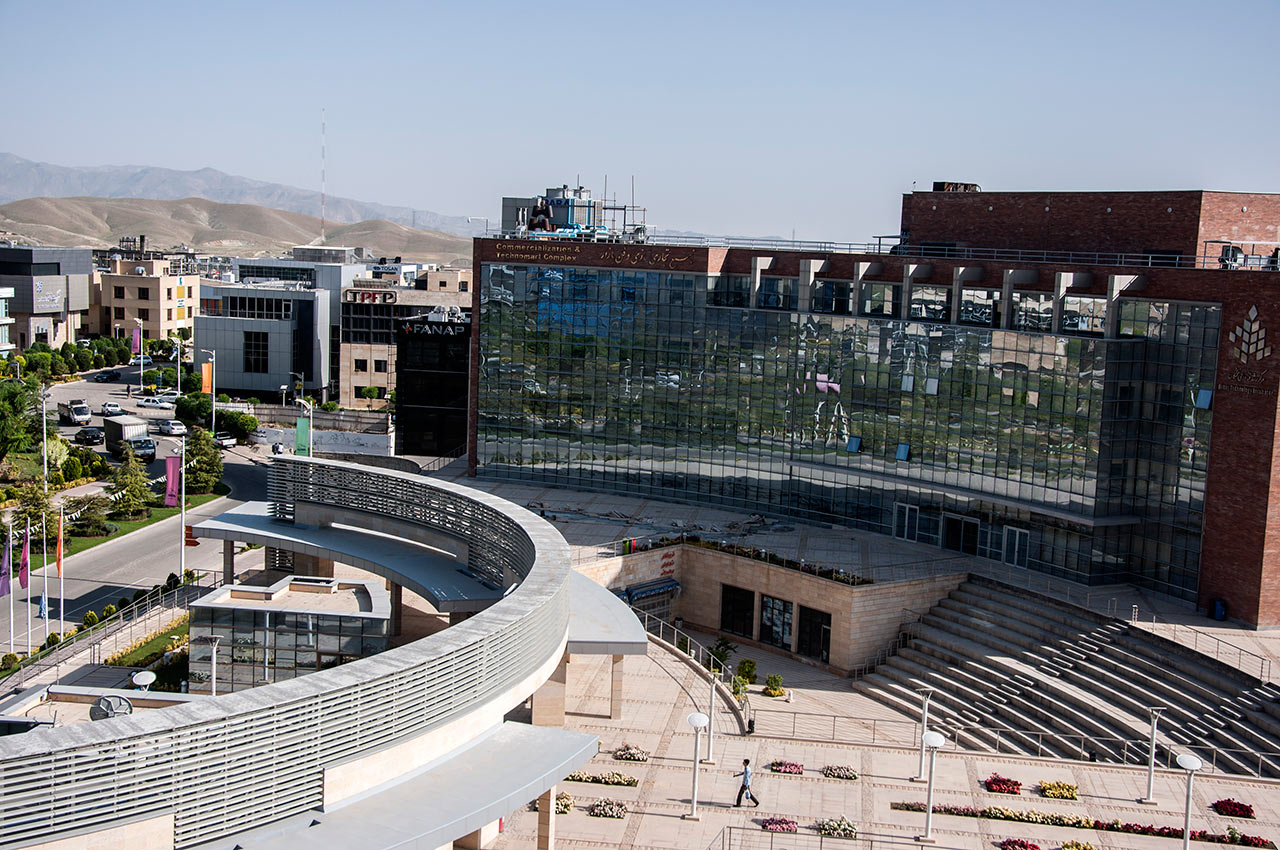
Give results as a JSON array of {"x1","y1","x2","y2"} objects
[{"x1": 1230, "y1": 305, "x2": 1272, "y2": 363}]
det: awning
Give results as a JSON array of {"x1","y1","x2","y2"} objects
[{"x1": 626, "y1": 577, "x2": 680, "y2": 603}]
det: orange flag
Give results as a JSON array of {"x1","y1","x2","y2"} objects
[
  {"x1": 201, "y1": 362, "x2": 214, "y2": 394},
  {"x1": 56, "y1": 510, "x2": 63, "y2": 578}
]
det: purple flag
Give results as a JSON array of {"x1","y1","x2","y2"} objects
[
  {"x1": 131, "y1": 327, "x2": 142, "y2": 355},
  {"x1": 18, "y1": 526, "x2": 28, "y2": 591},
  {"x1": 0, "y1": 530, "x2": 9, "y2": 598},
  {"x1": 164, "y1": 456, "x2": 181, "y2": 507}
]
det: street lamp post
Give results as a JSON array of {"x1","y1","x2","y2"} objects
[
  {"x1": 134, "y1": 318, "x2": 144, "y2": 393},
  {"x1": 195, "y1": 635, "x2": 223, "y2": 696},
  {"x1": 200, "y1": 349, "x2": 216, "y2": 435},
  {"x1": 1176, "y1": 752, "x2": 1202, "y2": 850},
  {"x1": 684, "y1": 711, "x2": 709, "y2": 820},
  {"x1": 176, "y1": 436, "x2": 186, "y2": 581},
  {"x1": 1139, "y1": 706, "x2": 1166, "y2": 804},
  {"x1": 279, "y1": 384, "x2": 287, "y2": 408},
  {"x1": 40, "y1": 382, "x2": 49, "y2": 492},
  {"x1": 916, "y1": 730, "x2": 946, "y2": 844},
  {"x1": 466, "y1": 216, "x2": 490, "y2": 234},
  {"x1": 913, "y1": 686, "x2": 935, "y2": 781}
]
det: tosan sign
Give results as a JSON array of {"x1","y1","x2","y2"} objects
[{"x1": 344, "y1": 290, "x2": 397, "y2": 304}]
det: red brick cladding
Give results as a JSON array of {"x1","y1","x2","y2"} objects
[{"x1": 901, "y1": 190, "x2": 1280, "y2": 262}]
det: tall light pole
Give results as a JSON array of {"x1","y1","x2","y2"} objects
[
  {"x1": 1176, "y1": 753, "x2": 1202, "y2": 850},
  {"x1": 1139, "y1": 706, "x2": 1166, "y2": 804},
  {"x1": 916, "y1": 730, "x2": 946, "y2": 844},
  {"x1": 913, "y1": 686, "x2": 935, "y2": 781},
  {"x1": 134, "y1": 317, "x2": 144, "y2": 393},
  {"x1": 173, "y1": 335, "x2": 185, "y2": 397},
  {"x1": 39, "y1": 382, "x2": 49, "y2": 492},
  {"x1": 200, "y1": 349, "x2": 216, "y2": 435},
  {"x1": 467, "y1": 216, "x2": 490, "y2": 234},
  {"x1": 683, "y1": 711, "x2": 709, "y2": 820},
  {"x1": 176, "y1": 436, "x2": 186, "y2": 581}
]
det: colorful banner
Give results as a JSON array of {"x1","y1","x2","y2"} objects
[
  {"x1": 18, "y1": 525, "x2": 28, "y2": 591},
  {"x1": 295, "y1": 417, "x2": 311, "y2": 457},
  {"x1": 164, "y1": 456, "x2": 181, "y2": 507},
  {"x1": 201, "y1": 361, "x2": 213, "y2": 394},
  {"x1": 131, "y1": 327, "x2": 142, "y2": 355},
  {"x1": 0, "y1": 529, "x2": 10, "y2": 598},
  {"x1": 56, "y1": 511, "x2": 63, "y2": 578}
]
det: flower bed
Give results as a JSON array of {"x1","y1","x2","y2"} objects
[
  {"x1": 1038, "y1": 780, "x2": 1078, "y2": 800},
  {"x1": 761, "y1": 817, "x2": 798, "y2": 833},
  {"x1": 1061, "y1": 841, "x2": 1098, "y2": 850},
  {"x1": 985, "y1": 773, "x2": 1022, "y2": 795},
  {"x1": 1214, "y1": 799, "x2": 1256, "y2": 819},
  {"x1": 769, "y1": 760, "x2": 804, "y2": 775},
  {"x1": 889, "y1": 802, "x2": 1276, "y2": 847},
  {"x1": 587, "y1": 799, "x2": 628, "y2": 819},
  {"x1": 612, "y1": 743, "x2": 650, "y2": 762},
  {"x1": 815, "y1": 815, "x2": 857, "y2": 838},
  {"x1": 566, "y1": 770, "x2": 639, "y2": 787},
  {"x1": 821, "y1": 764, "x2": 859, "y2": 780},
  {"x1": 997, "y1": 840, "x2": 1040, "y2": 850},
  {"x1": 535, "y1": 791, "x2": 574, "y2": 814}
]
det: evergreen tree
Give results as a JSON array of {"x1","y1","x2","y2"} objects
[
  {"x1": 108, "y1": 448, "x2": 152, "y2": 519},
  {"x1": 184, "y1": 429, "x2": 223, "y2": 494}
]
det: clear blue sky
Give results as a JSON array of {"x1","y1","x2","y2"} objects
[{"x1": 3, "y1": 0, "x2": 1277, "y2": 240}]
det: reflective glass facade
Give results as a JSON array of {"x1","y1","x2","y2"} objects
[{"x1": 477, "y1": 261, "x2": 1219, "y2": 600}]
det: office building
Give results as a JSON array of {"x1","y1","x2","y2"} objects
[
  {"x1": 395, "y1": 307, "x2": 470, "y2": 456},
  {"x1": 196, "y1": 280, "x2": 331, "y2": 399},
  {"x1": 472, "y1": 186, "x2": 1280, "y2": 627},
  {"x1": 0, "y1": 244, "x2": 91, "y2": 349}
]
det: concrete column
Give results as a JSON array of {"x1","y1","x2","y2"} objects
[
  {"x1": 1000, "y1": 269, "x2": 1039, "y2": 329},
  {"x1": 222, "y1": 540, "x2": 235, "y2": 585},
  {"x1": 610, "y1": 654, "x2": 625, "y2": 720},
  {"x1": 532, "y1": 651, "x2": 569, "y2": 727},
  {"x1": 537, "y1": 786, "x2": 557, "y2": 850},
  {"x1": 798, "y1": 258, "x2": 826, "y2": 314},
  {"x1": 750, "y1": 256, "x2": 773, "y2": 309},
  {"x1": 388, "y1": 581, "x2": 403, "y2": 637},
  {"x1": 1106, "y1": 274, "x2": 1145, "y2": 339},
  {"x1": 455, "y1": 819, "x2": 502, "y2": 849}
]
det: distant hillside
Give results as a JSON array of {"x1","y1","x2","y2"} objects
[
  {"x1": 0, "y1": 153, "x2": 486, "y2": 238},
  {"x1": 0, "y1": 196, "x2": 472, "y2": 265}
]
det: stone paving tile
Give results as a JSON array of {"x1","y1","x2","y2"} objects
[{"x1": 492, "y1": 644, "x2": 1280, "y2": 850}]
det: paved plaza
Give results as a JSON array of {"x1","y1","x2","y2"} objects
[{"x1": 494, "y1": 644, "x2": 1280, "y2": 850}]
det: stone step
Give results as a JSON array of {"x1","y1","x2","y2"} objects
[{"x1": 949, "y1": 586, "x2": 1113, "y2": 646}]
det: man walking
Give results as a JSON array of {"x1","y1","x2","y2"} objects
[{"x1": 733, "y1": 758, "x2": 759, "y2": 807}]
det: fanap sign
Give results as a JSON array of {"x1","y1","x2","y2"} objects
[
  {"x1": 344, "y1": 290, "x2": 397, "y2": 304},
  {"x1": 401, "y1": 322, "x2": 466, "y2": 336}
]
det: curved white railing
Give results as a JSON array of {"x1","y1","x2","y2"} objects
[{"x1": 0, "y1": 457, "x2": 572, "y2": 849}]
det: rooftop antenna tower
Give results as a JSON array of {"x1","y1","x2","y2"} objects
[{"x1": 320, "y1": 108, "x2": 327, "y2": 243}]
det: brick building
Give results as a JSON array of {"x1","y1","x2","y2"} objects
[{"x1": 468, "y1": 186, "x2": 1280, "y2": 628}]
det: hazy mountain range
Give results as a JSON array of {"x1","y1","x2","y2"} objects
[
  {"x1": 0, "y1": 196, "x2": 472, "y2": 265},
  {"x1": 0, "y1": 152, "x2": 485, "y2": 238}
]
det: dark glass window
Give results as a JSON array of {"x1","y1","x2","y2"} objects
[
  {"x1": 759, "y1": 595, "x2": 792, "y2": 649},
  {"x1": 243, "y1": 331, "x2": 269, "y2": 373}
]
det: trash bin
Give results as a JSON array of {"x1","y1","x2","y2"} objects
[{"x1": 1211, "y1": 598, "x2": 1228, "y2": 621}]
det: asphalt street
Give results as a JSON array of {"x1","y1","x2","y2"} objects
[{"x1": 2, "y1": 371, "x2": 269, "y2": 656}]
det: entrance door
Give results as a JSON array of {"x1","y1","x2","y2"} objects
[
  {"x1": 1003, "y1": 527, "x2": 1030, "y2": 568},
  {"x1": 942, "y1": 514, "x2": 979, "y2": 555},
  {"x1": 797, "y1": 606, "x2": 831, "y2": 663},
  {"x1": 893, "y1": 503, "x2": 919, "y2": 542}
]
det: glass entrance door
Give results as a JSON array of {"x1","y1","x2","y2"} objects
[
  {"x1": 893, "y1": 503, "x2": 919, "y2": 542},
  {"x1": 1003, "y1": 527, "x2": 1030, "y2": 568},
  {"x1": 942, "y1": 514, "x2": 979, "y2": 555}
]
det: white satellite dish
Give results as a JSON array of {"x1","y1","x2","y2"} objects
[{"x1": 131, "y1": 670, "x2": 157, "y2": 691}]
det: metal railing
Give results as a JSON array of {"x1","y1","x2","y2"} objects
[
  {"x1": 628, "y1": 606, "x2": 751, "y2": 732},
  {"x1": 1162, "y1": 622, "x2": 1272, "y2": 682},
  {"x1": 0, "y1": 458, "x2": 573, "y2": 850},
  {"x1": 706, "y1": 826, "x2": 899, "y2": 850},
  {"x1": 419, "y1": 445, "x2": 467, "y2": 474}
]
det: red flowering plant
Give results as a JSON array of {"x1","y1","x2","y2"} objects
[
  {"x1": 984, "y1": 773, "x2": 1022, "y2": 795},
  {"x1": 997, "y1": 840, "x2": 1041, "y2": 850},
  {"x1": 1213, "y1": 798, "x2": 1256, "y2": 819}
]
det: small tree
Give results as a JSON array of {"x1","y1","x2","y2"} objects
[
  {"x1": 91, "y1": 353, "x2": 105, "y2": 369},
  {"x1": 82, "y1": 610, "x2": 99, "y2": 628},
  {"x1": 101, "y1": 604, "x2": 118, "y2": 619},
  {"x1": 710, "y1": 636, "x2": 737, "y2": 670},
  {"x1": 184, "y1": 429, "x2": 223, "y2": 494},
  {"x1": 175, "y1": 393, "x2": 213, "y2": 427},
  {"x1": 61, "y1": 456, "x2": 82, "y2": 482},
  {"x1": 320, "y1": 401, "x2": 339, "y2": 412},
  {"x1": 0, "y1": 652, "x2": 17, "y2": 670},
  {"x1": 107, "y1": 448, "x2": 152, "y2": 519},
  {"x1": 736, "y1": 658, "x2": 757, "y2": 684},
  {"x1": 66, "y1": 493, "x2": 112, "y2": 536},
  {"x1": 74, "y1": 348, "x2": 93, "y2": 372},
  {"x1": 359, "y1": 386, "x2": 380, "y2": 400},
  {"x1": 12, "y1": 483, "x2": 54, "y2": 544},
  {"x1": 43, "y1": 632, "x2": 61, "y2": 649}
]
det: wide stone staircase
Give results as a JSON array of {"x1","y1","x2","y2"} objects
[{"x1": 851, "y1": 575, "x2": 1280, "y2": 777}]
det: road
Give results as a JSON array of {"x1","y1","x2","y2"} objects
[{"x1": 1, "y1": 373, "x2": 269, "y2": 656}]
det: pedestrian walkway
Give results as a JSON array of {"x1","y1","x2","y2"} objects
[{"x1": 493, "y1": 643, "x2": 1280, "y2": 850}]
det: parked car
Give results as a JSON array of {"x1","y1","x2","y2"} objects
[
  {"x1": 213, "y1": 432, "x2": 237, "y2": 449},
  {"x1": 157, "y1": 389, "x2": 181, "y2": 401},
  {"x1": 137, "y1": 396, "x2": 175, "y2": 410},
  {"x1": 157, "y1": 419, "x2": 187, "y2": 436},
  {"x1": 74, "y1": 426, "x2": 105, "y2": 446},
  {"x1": 101, "y1": 401, "x2": 124, "y2": 417},
  {"x1": 129, "y1": 355, "x2": 153, "y2": 367},
  {"x1": 92, "y1": 370, "x2": 121, "y2": 383}
]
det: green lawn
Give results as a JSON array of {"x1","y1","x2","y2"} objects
[
  {"x1": 107, "y1": 620, "x2": 189, "y2": 667},
  {"x1": 60, "y1": 487, "x2": 228, "y2": 558},
  {"x1": 3, "y1": 452, "x2": 44, "y2": 482}
]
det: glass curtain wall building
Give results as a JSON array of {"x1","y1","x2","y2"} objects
[{"x1": 475, "y1": 257, "x2": 1218, "y2": 602}]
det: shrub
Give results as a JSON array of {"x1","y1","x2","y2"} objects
[
  {"x1": 320, "y1": 401, "x2": 339, "y2": 412},
  {"x1": 760, "y1": 817, "x2": 797, "y2": 833},
  {"x1": 736, "y1": 658, "x2": 757, "y2": 684},
  {"x1": 61, "y1": 456, "x2": 82, "y2": 481},
  {"x1": 1213, "y1": 799, "x2": 1256, "y2": 819},
  {"x1": 822, "y1": 764, "x2": 858, "y2": 780},
  {"x1": 1061, "y1": 842, "x2": 1098, "y2": 850},
  {"x1": 117, "y1": 597, "x2": 131, "y2": 611},
  {"x1": 732, "y1": 675, "x2": 748, "y2": 699},
  {"x1": 769, "y1": 760, "x2": 803, "y2": 774},
  {"x1": 553, "y1": 791, "x2": 574, "y2": 814},
  {"x1": 984, "y1": 773, "x2": 1022, "y2": 795},
  {"x1": 763, "y1": 673, "x2": 785, "y2": 697},
  {"x1": 612, "y1": 743, "x2": 650, "y2": 762},
  {"x1": 43, "y1": 632, "x2": 61, "y2": 649},
  {"x1": 82, "y1": 610, "x2": 99, "y2": 628},
  {"x1": 359, "y1": 386, "x2": 380, "y2": 399},
  {"x1": 586, "y1": 799, "x2": 627, "y2": 818},
  {"x1": 219, "y1": 411, "x2": 259, "y2": 441},
  {"x1": 0, "y1": 652, "x2": 17, "y2": 669},
  {"x1": 102, "y1": 604, "x2": 117, "y2": 619},
  {"x1": 815, "y1": 816, "x2": 857, "y2": 838},
  {"x1": 1038, "y1": 780, "x2": 1077, "y2": 800}
]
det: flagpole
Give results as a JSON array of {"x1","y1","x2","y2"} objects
[
  {"x1": 6, "y1": 521, "x2": 12, "y2": 657},
  {"x1": 41, "y1": 515, "x2": 48, "y2": 644},
  {"x1": 25, "y1": 520, "x2": 31, "y2": 657},
  {"x1": 58, "y1": 508, "x2": 64, "y2": 638},
  {"x1": 179, "y1": 436, "x2": 186, "y2": 581}
]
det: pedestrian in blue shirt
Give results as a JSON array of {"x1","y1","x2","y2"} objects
[{"x1": 733, "y1": 758, "x2": 759, "y2": 807}]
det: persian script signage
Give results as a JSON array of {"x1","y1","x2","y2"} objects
[{"x1": 490, "y1": 240, "x2": 700, "y2": 271}]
